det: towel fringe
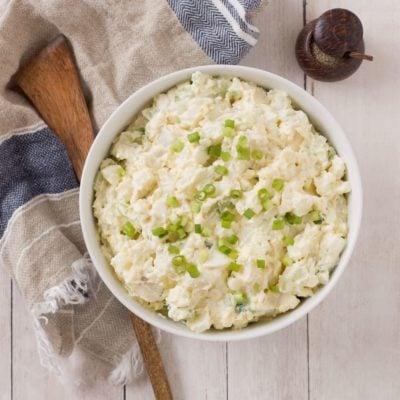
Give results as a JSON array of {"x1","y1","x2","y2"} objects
[
  {"x1": 31, "y1": 253, "x2": 97, "y2": 375},
  {"x1": 109, "y1": 342, "x2": 144, "y2": 385}
]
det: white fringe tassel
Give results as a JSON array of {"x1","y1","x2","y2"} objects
[
  {"x1": 109, "y1": 325, "x2": 161, "y2": 385},
  {"x1": 31, "y1": 253, "x2": 97, "y2": 375},
  {"x1": 109, "y1": 342, "x2": 144, "y2": 385}
]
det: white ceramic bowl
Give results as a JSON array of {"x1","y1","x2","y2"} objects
[{"x1": 80, "y1": 65, "x2": 362, "y2": 341}]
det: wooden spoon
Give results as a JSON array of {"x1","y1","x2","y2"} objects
[{"x1": 14, "y1": 34, "x2": 172, "y2": 400}]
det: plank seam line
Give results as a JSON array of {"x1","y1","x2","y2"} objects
[
  {"x1": 10, "y1": 280, "x2": 13, "y2": 400},
  {"x1": 226, "y1": 342, "x2": 229, "y2": 400}
]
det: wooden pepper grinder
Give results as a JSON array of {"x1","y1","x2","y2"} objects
[{"x1": 295, "y1": 8, "x2": 373, "y2": 82}]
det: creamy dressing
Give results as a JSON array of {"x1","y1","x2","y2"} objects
[{"x1": 93, "y1": 72, "x2": 349, "y2": 332}]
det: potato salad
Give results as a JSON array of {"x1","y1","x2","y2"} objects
[{"x1": 93, "y1": 72, "x2": 350, "y2": 332}]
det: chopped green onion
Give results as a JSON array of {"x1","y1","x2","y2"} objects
[
  {"x1": 221, "y1": 210, "x2": 235, "y2": 222},
  {"x1": 167, "y1": 223, "x2": 179, "y2": 232},
  {"x1": 309, "y1": 210, "x2": 322, "y2": 224},
  {"x1": 166, "y1": 196, "x2": 180, "y2": 207},
  {"x1": 228, "y1": 248, "x2": 239, "y2": 260},
  {"x1": 177, "y1": 227, "x2": 187, "y2": 239},
  {"x1": 194, "y1": 224, "x2": 202, "y2": 234},
  {"x1": 258, "y1": 188, "x2": 271, "y2": 201},
  {"x1": 136, "y1": 127, "x2": 146, "y2": 133},
  {"x1": 252, "y1": 149, "x2": 264, "y2": 160},
  {"x1": 187, "y1": 132, "x2": 200, "y2": 143},
  {"x1": 227, "y1": 234, "x2": 239, "y2": 245},
  {"x1": 230, "y1": 189, "x2": 243, "y2": 199},
  {"x1": 258, "y1": 189, "x2": 272, "y2": 211},
  {"x1": 203, "y1": 183, "x2": 216, "y2": 196},
  {"x1": 238, "y1": 135, "x2": 248, "y2": 145},
  {"x1": 218, "y1": 199, "x2": 235, "y2": 211},
  {"x1": 187, "y1": 263, "x2": 200, "y2": 278},
  {"x1": 201, "y1": 227, "x2": 211, "y2": 237},
  {"x1": 168, "y1": 245, "x2": 180, "y2": 254},
  {"x1": 207, "y1": 144, "x2": 222, "y2": 157},
  {"x1": 117, "y1": 166, "x2": 126, "y2": 177},
  {"x1": 236, "y1": 136, "x2": 250, "y2": 160},
  {"x1": 269, "y1": 284, "x2": 279, "y2": 293},
  {"x1": 261, "y1": 198, "x2": 272, "y2": 211},
  {"x1": 233, "y1": 292, "x2": 247, "y2": 305},
  {"x1": 223, "y1": 126, "x2": 236, "y2": 138},
  {"x1": 281, "y1": 254, "x2": 293, "y2": 267},
  {"x1": 256, "y1": 259, "x2": 266, "y2": 269},
  {"x1": 172, "y1": 255, "x2": 186, "y2": 274},
  {"x1": 221, "y1": 220, "x2": 232, "y2": 229},
  {"x1": 122, "y1": 221, "x2": 136, "y2": 239},
  {"x1": 199, "y1": 249, "x2": 209, "y2": 263},
  {"x1": 272, "y1": 218, "x2": 285, "y2": 230},
  {"x1": 218, "y1": 245, "x2": 232, "y2": 255},
  {"x1": 171, "y1": 139, "x2": 184, "y2": 153},
  {"x1": 285, "y1": 212, "x2": 302, "y2": 225},
  {"x1": 224, "y1": 119, "x2": 235, "y2": 128},
  {"x1": 152, "y1": 227, "x2": 168, "y2": 237},
  {"x1": 177, "y1": 215, "x2": 189, "y2": 226},
  {"x1": 272, "y1": 178, "x2": 284, "y2": 191},
  {"x1": 243, "y1": 208, "x2": 255, "y2": 219},
  {"x1": 214, "y1": 165, "x2": 228, "y2": 176},
  {"x1": 253, "y1": 282, "x2": 261, "y2": 293},
  {"x1": 228, "y1": 262, "x2": 242, "y2": 272},
  {"x1": 221, "y1": 151, "x2": 232, "y2": 162},
  {"x1": 236, "y1": 145, "x2": 251, "y2": 160},
  {"x1": 172, "y1": 255, "x2": 185, "y2": 266},
  {"x1": 283, "y1": 236, "x2": 294, "y2": 246},
  {"x1": 195, "y1": 190, "x2": 207, "y2": 201}
]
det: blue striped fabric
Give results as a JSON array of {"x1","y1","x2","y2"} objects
[
  {"x1": 0, "y1": 128, "x2": 78, "y2": 237},
  {"x1": 220, "y1": 0, "x2": 259, "y2": 37},
  {"x1": 238, "y1": 0, "x2": 262, "y2": 10},
  {"x1": 166, "y1": 0, "x2": 260, "y2": 64}
]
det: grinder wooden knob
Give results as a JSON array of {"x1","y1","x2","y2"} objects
[{"x1": 295, "y1": 8, "x2": 373, "y2": 82}]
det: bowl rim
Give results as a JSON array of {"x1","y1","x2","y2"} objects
[{"x1": 80, "y1": 65, "x2": 363, "y2": 341}]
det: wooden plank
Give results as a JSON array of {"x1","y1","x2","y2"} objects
[
  {"x1": 228, "y1": 2, "x2": 309, "y2": 399},
  {"x1": 126, "y1": 333, "x2": 227, "y2": 400},
  {"x1": 228, "y1": 320, "x2": 308, "y2": 400},
  {"x1": 0, "y1": 271, "x2": 11, "y2": 400},
  {"x1": 12, "y1": 284, "x2": 123, "y2": 400},
  {"x1": 242, "y1": 0, "x2": 305, "y2": 81},
  {"x1": 306, "y1": 1, "x2": 400, "y2": 399}
]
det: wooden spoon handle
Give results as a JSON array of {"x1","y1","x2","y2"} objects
[
  {"x1": 14, "y1": 35, "x2": 172, "y2": 400},
  {"x1": 130, "y1": 315, "x2": 173, "y2": 400}
]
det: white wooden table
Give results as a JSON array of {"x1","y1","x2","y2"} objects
[{"x1": 1, "y1": 1, "x2": 399, "y2": 399}]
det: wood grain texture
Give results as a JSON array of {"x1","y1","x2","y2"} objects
[
  {"x1": 130, "y1": 316, "x2": 172, "y2": 400},
  {"x1": 127, "y1": 333, "x2": 227, "y2": 400},
  {"x1": 295, "y1": 20, "x2": 365, "y2": 82},
  {"x1": 14, "y1": 35, "x2": 94, "y2": 180},
  {"x1": 307, "y1": 1, "x2": 400, "y2": 399},
  {"x1": 228, "y1": 320, "x2": 308, "y2": 400}
]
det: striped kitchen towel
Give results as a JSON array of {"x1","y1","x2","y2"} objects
[{"x1": 0, "y1": 0, "x2": 265, "y2": 384}]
